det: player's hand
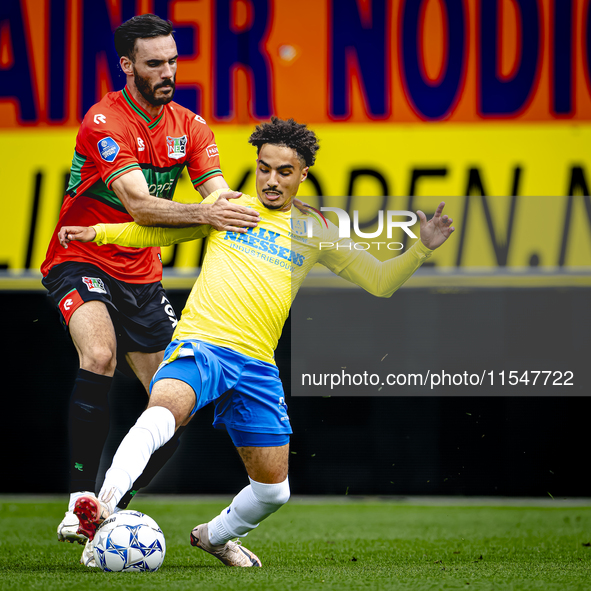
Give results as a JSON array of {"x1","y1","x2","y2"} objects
[
  {"x1": 417, "y1": 202, "x2": 455, "y2": 250},
  {"x1": 200, "y1": 191, "x2": 260, "y2": 233},
  {"x1": 58, "y1": 226, "x2": 97, "y2": 248}
]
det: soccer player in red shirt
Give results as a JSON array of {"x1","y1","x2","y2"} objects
[{"x1": 41, "y1": 14, "x2": 258, "y2": 563}]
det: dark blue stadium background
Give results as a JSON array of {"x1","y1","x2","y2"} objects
[
  {"x1": 1, "y1": 0, "x2": 589, "y2": 501},
  {"x1": 4, "y1": 287, "x2": 589, "y2": 498}
]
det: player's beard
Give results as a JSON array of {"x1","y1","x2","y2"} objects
[
  {"x1": 263, "y1": 201, "x2": 284, "y2": 210},
  {"x1": 133, "y1": 67, "x2": 176, "y2": 106},
  {"x1": 262, "y1": 199, "x2": 294, "y2": 211}
]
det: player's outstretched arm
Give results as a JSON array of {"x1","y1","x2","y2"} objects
[
  {"x1": 111, "y1": 170, "x2": 259, "y2": 232},
  {"x1": 336, "y1": 241, "x2": 432, "y2": 298},
  {"x1": 328, "y1": 203, "x2": 455, "y2": 297},
  {"x1": 417, "y1": 201, "x2": 455, "y2": 250},
  {"x1": 59, "y1": 222, "x2": 207, "y2": 249}
]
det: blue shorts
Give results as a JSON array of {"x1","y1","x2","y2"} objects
[{"x1": 150, "y1": 340, "x2": 292, "y2": 447}]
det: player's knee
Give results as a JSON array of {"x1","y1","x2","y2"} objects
[
  {"x1": 250, "y1": 476, "x2": 290, "y2": 510},
  {"x1": 82, "y1": 345, "x2": 116, "y2": 375},
  {"x1": 149, "y1": 379, "x2": 195, "y2": 429}
]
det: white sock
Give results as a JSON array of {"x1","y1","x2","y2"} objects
[
  {"x1": 98, "y1": 406, "x2": 176, "y2": 509},
  {"x1": 208, "y1": 476, "x2": 290, "y2": 545}
]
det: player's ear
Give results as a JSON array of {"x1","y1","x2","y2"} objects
[
  {"x1": 120, "y1": 56, "x2": 133, "y2": 76},
  {"x1": 300, "y1": 166, "x2": 309, "y2": 184}
]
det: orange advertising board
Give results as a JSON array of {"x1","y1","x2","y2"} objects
[{"x1": 1, "y1": 0, "x2": 591, "y2": 127}]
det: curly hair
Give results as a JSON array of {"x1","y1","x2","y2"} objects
[
  {"x1": 114, "y1": 14, "x2": 174, "y2": 60},
  {"x1": 248, "y1": 117, "x2": 320, "y2": 167}
]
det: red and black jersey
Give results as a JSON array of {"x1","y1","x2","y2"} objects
[{"x1": 41, "y1": 87, "x2": 223, "y2": 283}]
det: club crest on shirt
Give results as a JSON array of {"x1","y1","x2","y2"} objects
[
  {"x1": 290, "y1": 218, "x2": 307, "y2": 236},
  {"x1": 166, "y1": 135, "x2": 187, "y2": 159},
  {"x1": 82, "y1": 277, "x2": 107, "y2": 294},
  {"x1": 97, "y1": 137, "x2": 120, "y2": 162}
]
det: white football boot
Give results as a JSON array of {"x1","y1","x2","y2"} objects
[
  {"x1": 80, "y1": 538, "x2": 97, "y2": 567},
  {"x1": 190, "y1": 523, "x2": 261, "y2": 567},
  {"x1": 57, "y1": 511, "x2": 88, "y2": 544}
]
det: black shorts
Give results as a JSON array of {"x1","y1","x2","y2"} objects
[{"x1": 42, "y1": 262, "x2": 177, "y2": 353}]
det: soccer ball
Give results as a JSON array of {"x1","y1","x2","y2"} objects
[{"x1": 92, "y1": 510, "x2": 166, "y2": 572}]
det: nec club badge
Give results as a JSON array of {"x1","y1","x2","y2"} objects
[
  {"x1": 97, "y1": 137, "x2": 120, "y2": 162},
  {"x1": 166, "y1": 135, "x2": 187, "y2": 159},
  {"x1": 82, "y1": 277, "x2": 107, "y2": 294}
]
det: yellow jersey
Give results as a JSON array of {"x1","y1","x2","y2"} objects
[{"x1": 93, "y1": 190, "x2": 432, "y2": 364}]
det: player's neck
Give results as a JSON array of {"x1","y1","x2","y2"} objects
[
  {"x1": 257, "y1": 197, "x2": 293, "y2": 213},
  {"x1": 125, "y1": 83, "x2": 165, "y2": 120}
]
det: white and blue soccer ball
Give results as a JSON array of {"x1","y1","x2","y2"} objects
[{"x1": 92, "y1": 510, "x2": 166, "y2": 572}]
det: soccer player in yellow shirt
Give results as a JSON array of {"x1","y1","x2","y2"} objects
[{"x1": 59, "y1": 117, "x2": 455, "y2": 568}]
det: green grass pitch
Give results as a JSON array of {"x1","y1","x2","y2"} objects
[{"x1": 1, "y1": 497, "x2": 590, "y2": 591}]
